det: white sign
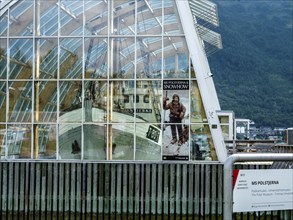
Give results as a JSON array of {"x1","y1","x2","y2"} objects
[{"x1": 233, "y1": 169, "x2": 293, "y2": 212}]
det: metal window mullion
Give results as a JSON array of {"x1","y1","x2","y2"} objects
[
  {"x1": 160, "y1": 0, "x2": 164, "y2": 161},
  {"x1": 133, "y1": 0, "x2": 137, "y2": 161},
  {"x1": 5, "y1": 6, "x2": 10, "y2": 159},
  {"x1": 81, "y1": 0, "x2": 85, "y2": 160},
  {"x1": 31, "y1": 0, "x2": 36, "y2": 159},
  {"x1": 188, "y1": 54, "x2": 191, "y2": 161},
  {"x1": 56, "y1": 0, "x2": 60, "y2": 160}
]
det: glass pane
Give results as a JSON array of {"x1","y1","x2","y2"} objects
[
  {"x1": 9, "y1": 39, "x2": 33, "y2": 79},
  {"x1": 0, "y1": 38, "x2": 7, "y2": 79},
  {"x1": 91, "y1": 80, "x2": 108, "y2": 123},
  {"x1": 162, "y1": 80, "x2": 190, "y2": 160},
  {"x1": 0, "y1": 7, "x2": 8, "y2": 36},
  {"x1": 163, "y1": 37, "x2": 189, "y2": 79},
  {"x1": 8, "y1": 81, "x2": 32, "y2": 123},
  {"x1": 164, "y1": 0, "x2": 184, "y2": 35},
  {"x1": 0, "y1": 124, "x2": 6, "y2": 158},
  {"x1": 110, "y1": 123, "x2": 134, "y2": 160},
  {"x1": 39, "y1": 81, "x2": 57, "y2": 122},
  {"x1": 39, "y1": 38, "x2": 58, "y2": 79},
  {"x1": 59, "y1": 38, "x2": 83, "y2": 79},
  {"x1": 110, "y1": 37, "x2": 135, "y2": 79},
  {"x1": 221, "y1": 125, "x2": 230, "y2": 140},
  {"x1": 9, "y1": 0, "x2": 34, "y2": 36},
  {"x1": 60, "y1": 0, "x2": 84, "y2": 36},
  {"x1": 0, "y1": 82, "x2": 6, "y2": 122},
  {"x1": 84, "y1": 123, "x2": 106, "y2": 160},
  {"x1": 136, "y1": 37, "x2": 162, "y2": 79},
  {"x1": 112, "y1": 0, "x2": 135, "y2": 35},
  {"x1": 137, "y1": 0, "x2": 162, "y2": 35},
  {"x1": 135, "y1": 124, "x2": 161, "y2": 160},
  {"x1": 38, "y1": 124, "x2": 56, "y2": 159},
  {"x1": 190, "y1": 80, "x2": 208, "y2": 123},
  {"x1": 58, "y1": 123, "x2": 81, "y2": 159},
  {"x1": 190, "y1": 124, "x2": 216, "y2": 161},
  {"x1": 84, "y1": 0, "x2": 108, "y2": 36},
  {"x1": 136, "y1": 80, "x2": 162, "y2": 123},
  {"x1": 39, "y1": 0, "x2": 58, "y2": 36},
  {"x1": 85, "y1": 38, "x2": 107, "y2": 79},
  {"x1": 110, "y1": 81, "x2": 134, "y2": 123},
  {"x1": 59, "y1": 80, "x2": 82, "y2": 123},
  {"x1": 6, "y1": 124, "x2": 32, "y2": 159}
]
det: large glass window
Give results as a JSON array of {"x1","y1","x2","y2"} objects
[{"x1": 0, "y1": 0, "x2": 220, "y2": 161}]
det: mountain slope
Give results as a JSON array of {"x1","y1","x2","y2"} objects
[{"x1": 209, "y1": 0, "x2": 293, "y2": 127}]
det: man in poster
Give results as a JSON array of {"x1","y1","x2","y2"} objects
[
  {"x1": 162, "y1": 80, "x2": 189, "y2": 160},
  {"x1": 163, "y1": 94, "x2": 186, "y2": 146}
]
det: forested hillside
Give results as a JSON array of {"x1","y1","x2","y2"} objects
[{"x1": 209, "y1": 0, "x2": 293, "y2": 128}]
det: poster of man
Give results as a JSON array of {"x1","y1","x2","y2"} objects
[{"x1": 162, "y1": 80, "x2": 189, "y2": 160}]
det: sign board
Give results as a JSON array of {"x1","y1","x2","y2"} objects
[{"x1": 233, "y1": 169, "x2": 293, "y2": 212}]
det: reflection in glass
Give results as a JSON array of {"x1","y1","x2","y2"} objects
[
  {"x1": 90, "y1": 81, "x2": 107, "y2": 123},
  {"x1": 136, "y1": 37, "x2": 162, "y2": 79},
  {"x1": 58, "y1": 124, "x2": 81, "y2": 160},
  {"x1": 59, "y1": 80, "x2": 82, "y2": 123},
  {"x1": 112, "y1": 0, "x2": 135, "y2": 35},
  {"x1": 84, "y1": 38, "x2": 107, "y2": 79},
  {"x1": 190, "y1": 80, "x2": 207, "y2": 123},
  {"x1": 110, "y1": 123, "x2": 134, "y2": 160},
  {"x1": 110, "y1": 38, "x2": 135, "y2": 79},
  {"x1": 8, "y1": 81, "x2": 32, "y2": 123},
  {"x1": 163, "y1": 37, "x2": 189, "y2": 79},
  {"x1": 110, "y1": 81, "x2": 134, "y2": 123},
  {"x1": 38, "y1": 124, "x2": 56, "y2": 159},
  {"x1": 9, "y1": 39, "x2": 33, "y2": 79},
  {"x1": 9, "y1": 0, "x2": 34, "y2": 36},
  {"x1": 0, "y1": 9, "x2": 8, "y2": 36},
  {"x1": 0, "y1": 38, "x2": 7, "y2": 79},
  {"x1": 6, "y1": 124, "x2": 32, "y2": 159},
  {"x1": 0, "y1": 124, "x2": 5, "y2": 158},
  {"x1": 0, "y1": 82, "x2": 6, "y2": 122},
  {"x1": 39, "y1": 81, "x2": 57, "y2": 122},
  {"x1": 84, "y1": 0, "x2": 108, "y2": 36},
  {"x1": 136, "y1": 124, "x2": 161, "y2": 160},
  {"x1": 137, "y1": 0, "x2": 162, "y2": 35},
  {"x1": 60, "y1": 0, "x2": 83, "y2": 36},
  {"x1": 190, "y1": 124, "x2": 216, "y2": 161},
  {"x1": 59, "y1": 38, "x2": 83, "y2": 79},
  {"x1": 84, "y1": 123, "x2": 106, "y2": 160},
  {"x1": 164, "y1": 0, "x2": 184, "y2": 35},
  {"x1": 136, "y1": 80, "x2": 162, "y2": 123},
  {"x1": 39, "y1": 38, "x2": 58, "y2": 79},
  {"x1": 39, "y1": 0, "x2": 58, "y2": 36}
]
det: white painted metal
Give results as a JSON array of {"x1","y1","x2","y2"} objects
[
  {"x1": 223, "y1": 153, "x2": 293, "y2": 220},
  {"x1": 176, "y1": 0, "x2": 227, "y2": 162}
]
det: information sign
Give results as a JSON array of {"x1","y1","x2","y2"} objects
[{"x1": 233, "y1": 169, "x2": 293, "y2": 212}]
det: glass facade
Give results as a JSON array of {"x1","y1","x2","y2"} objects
[{"x1": 0, "y1": 0, "x2": 219, "y2": 161}]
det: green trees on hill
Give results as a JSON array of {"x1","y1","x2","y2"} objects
[{"x1": 209, "y1": 0, "x2": 293, "y2": 128}]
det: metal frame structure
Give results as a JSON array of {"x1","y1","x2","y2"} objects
[{"x1": 0, "y1": 0, "x2": 226, "y2": 162}]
